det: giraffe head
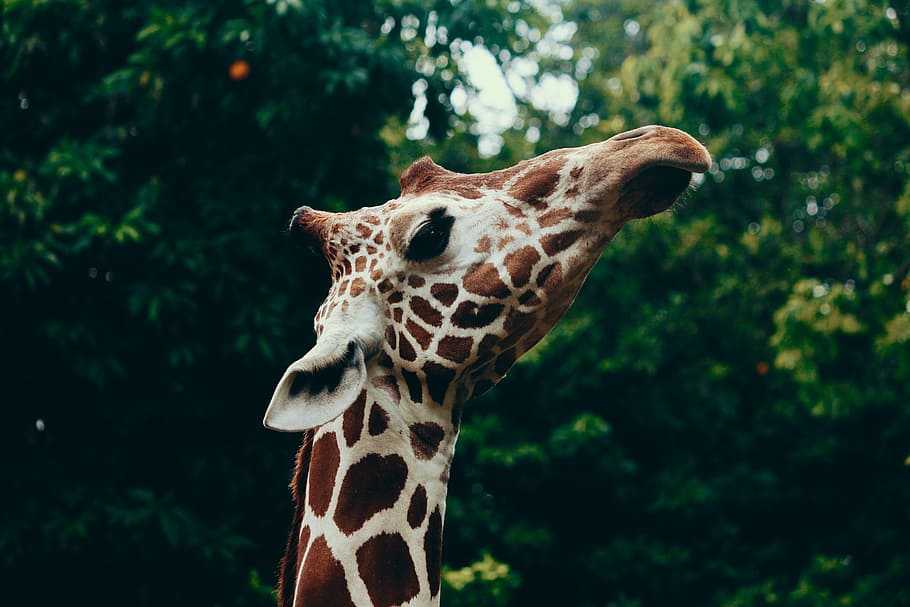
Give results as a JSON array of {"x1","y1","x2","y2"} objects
[{"x1": 264, "y1": 125, "x2": 710, "y2": 431}]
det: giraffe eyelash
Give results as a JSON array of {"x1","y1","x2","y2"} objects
[{"x1": 405, "y1": 208, "x2": 454, "y2": 262}]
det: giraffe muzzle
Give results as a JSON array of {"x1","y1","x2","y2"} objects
[{"x1": 604, "y1": 125, "x2": 712, "y2": 219}]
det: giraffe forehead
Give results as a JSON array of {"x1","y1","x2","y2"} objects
[{"x1": 328, "y1": 160, "x2": 582, "y2": 269}]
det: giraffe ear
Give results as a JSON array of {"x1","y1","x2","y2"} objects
[{"x1": 262, "y1": 337, "x2": 367, "y2": 432}]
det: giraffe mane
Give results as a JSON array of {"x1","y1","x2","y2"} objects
[{"x1": 277, "y1": 430, "x2": 314, "y2": 607}]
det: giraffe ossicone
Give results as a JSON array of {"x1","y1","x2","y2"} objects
[{"x1": 265, "y1": 125, "x2": 711, "y2": 607}]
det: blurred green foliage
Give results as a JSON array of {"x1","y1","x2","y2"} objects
[{"x1": 3, "y1": 0, "x2": 909, "y2": 606}]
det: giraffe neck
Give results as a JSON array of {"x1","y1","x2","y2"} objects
[{"x1": 283, "y1": 364, "x2": 460, "y2": 607}]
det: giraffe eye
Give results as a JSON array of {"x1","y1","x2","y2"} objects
[{"x1": 406, "y1": 209, "x2": 454, "y2": 262}]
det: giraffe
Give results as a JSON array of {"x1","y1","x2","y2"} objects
[{"x1": 263, "y1": 124, "x2": 711, "y2": 607}]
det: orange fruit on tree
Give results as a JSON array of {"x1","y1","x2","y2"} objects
[{"x1": 229, "y1": 60, "x2": 250, "y2": 81}]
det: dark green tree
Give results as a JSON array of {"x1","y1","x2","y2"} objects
[
  {"x1": 1, "y1": 1, "x2": 545, "y2": 604},
  {"x1": 4, "y1": 0, "x2": 909, "y2": 605}
]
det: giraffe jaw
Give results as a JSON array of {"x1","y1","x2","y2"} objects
[
  {"x1": 606, "y1": 124, "x2": 711, "y2": 220},
  {"x1": 620, "y1": 164, "x2": 695, "y2": 219}
]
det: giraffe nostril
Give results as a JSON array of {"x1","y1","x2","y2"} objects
[{"x1": 611, "y1": 125, "x2": 659, "y2": 142}]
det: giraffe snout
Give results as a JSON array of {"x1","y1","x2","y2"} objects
[
  {"x1": 597, "y1": 125, "x2": 712, "y2": 219},
  {"x1": 609, "y1": 125, "x2": 711, "y2": 174}
]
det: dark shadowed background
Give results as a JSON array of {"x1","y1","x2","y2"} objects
[{"x1": 3, "y1": 0, "x2": 910, "y2": 605}]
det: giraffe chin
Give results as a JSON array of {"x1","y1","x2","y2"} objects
[{"x1": 620, "y1": 164, "x2": 694, "y2": 219}]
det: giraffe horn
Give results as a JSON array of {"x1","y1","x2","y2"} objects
[{"x1": 398, "y1": 156, "x2": 451, "y2": 196}]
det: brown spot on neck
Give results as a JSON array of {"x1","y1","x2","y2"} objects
[
  {"x1": 410, "y1": 296, "x2": 443, "y2": 327},
  {"x1": 430, "y1": 283, "x2": 459, "y2": 307},
  {"x1": 407, "y1": 485, "x2": 428, "y2": 528},
  {"x1": 437, "y1": 334, "x2": 474, "y2": 363},
  {"x1": 398, "y1": 331, "x2": 417, "y2": 361},
  {"x1": 504, "y1": 245, "x2": 541, "y2": 288},
  {"x1": 423, "y1": 362, "x2": 455, "y2": 405},
  {"x1": 518, "y1": 289, "x2": 541, "y2": 306},
  {"x1": 342, "y1": 391, "x2": 367, "y2": 447},
  {"x1": 334, "y1": 453, "x2": 408, "y2": 535},
  {"x1": 406, "y1": 318, "x2": 433, "y2": 349},
  {"x1": 424, "y1": 508, "x2": 444, "y2": 597},
  {"x1": 307, "y1": 432, "x2": 340, "y2": 517},
  {"x1": 504, "y1": 202, "x2": 526, "y2": 218},
  {"x1": 508, "y1": 156, "x2": 565, "y2": 206},
  {"x1": 410, "y1": 422, "x2": 446, "y2": 459},
  {"x1": 295, "y1": 535, "x2": 356, "y2": 607},
  {"x1": 368, "y1": 402, "x2": 389, "y2": 436},
  {"x1": 452, "y1": 301, "x2": 503, "y2": 329},
  {"x1": 540, "y1": 229, "x2": 583, "y2": 256},
  {"x1": 538, "y1": 207, "x2": 573, "y2": 228},
  {"x1": 349, "y1": 276, "x2": 366, "y2": 297},
  {"x1": 537, "y1": 261, "x2": 564, "y2": 294},
  {"x1": 356, "y1": 533, "x2": 420, "y2": 607},
  {"x1": 463, "y1": 262, "x2": 510, "y2": 299},
  {"x1": 402, "y1": 369, "x2": 423, "y2": 403},
  {"x1": 385, "y1": 326, "x2": 397, "y2": 349}
]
